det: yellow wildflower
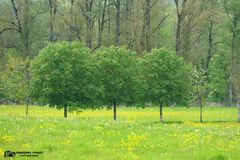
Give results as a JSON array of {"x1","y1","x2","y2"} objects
[
  {"x1": 22, "y1": 143, "x2": 30, "y2": 148},
  {"x1": 0, "y1": 135, "x2": 14, "y2": 142},
  {"x1": 0, "y1": 148, "x2": 4, "y2": 157}
]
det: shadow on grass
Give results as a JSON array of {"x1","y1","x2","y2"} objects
[
  {"x1": 150, "y1": 121, "x2": 184, "y2": 124},
  {"x1": 194, "y1": 120, "x2": 237, "y2": 123},
  {"x1": 148, "y1": 120, "x2": 238, "y2": 125}
]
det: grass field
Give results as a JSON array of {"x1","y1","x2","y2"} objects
[{"x1": 0, "y1": 105, "x2": 240, "y2": 160}]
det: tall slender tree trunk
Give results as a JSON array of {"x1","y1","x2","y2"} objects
[
  {"x1": 175, "y1": 15, "x2": 182, "y2": 55},
  {"x1": 145, "y1": 0, "x2": 151, "y2": 52},
  {"x1": 25, "y1": 96, "x2": 29, "y2": 117},
  {"x1": 237, "y1": 94, "x2": 240, "y2": 123},
  {"x1": 200, "y1": 103, "x2": 203, "y2": 123},
  {"x1": 229, "y1": 82, "x2": 233, "y2": 106},
  {"x1": 205, "y1": 21, "x2": 213, "y2": 75},
  {"x1": 115, "y1": 0, "x2": 120, "y2": 46},
  {"x1": 141, "y1": 0, "x2": 151, "y2": 52},
  {"x1": 174, "y1": 0, "x2": 186, "y2": 56},
  {"x1": 113, "y1": 102, "x2": 117, "y2": 121},
  {"x1": 198, "y1": 95, "x2": 203, "y2": 123},
  {"x1": 160, "y1": 103, "x2": 163, "y2": 123},
  {"x1": 49, "y1": 0, "x2": 57, "y2": 42},
  {"x1": 64, "y1": 105, "x2": 67, "y2": 118},
  {"x1": 83, "y1": 0, "x2": 94, "y2": 49},
  {"x1": 97, "y1": 0, "x2": 107, "y2": 47},
  {"x1": 124, "y1": 0, "x2": 133, "y2": 49},
  {"x1": 69, "y1": 0, "x2": 74, "y2": 41},
  {"x1": 25, "y1": 67, "x2": 30, "y2": 118},
  {"x1": 107, "y1": 4, "x2": 111, "y2": 46},
  {"x1": 229, "y1": 17, "x2": 237, "y2": 106}
]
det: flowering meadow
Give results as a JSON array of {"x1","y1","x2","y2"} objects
[{"x1": 0, "y1": 105, "x2": 239, "y2": 160}]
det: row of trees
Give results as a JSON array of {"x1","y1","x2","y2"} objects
[{"x1": 31, "y1": 42, "x2": 192, "y2": 122}]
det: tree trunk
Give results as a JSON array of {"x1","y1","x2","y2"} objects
[
  {"x1": 64, "y1": 105, "x2": 67, "y2": 118},
  {"x1": 175, "y1": 0, "x2": 181, "y2": 55},
  {"x1": 49, "y1": 0, "x2": 57, "y2": 42},
  {"x1": 141, "y1": 0, "x2": 151, "y2": 52},
  {"x1": 83, "y1": 0, "x2": 94, "y2": 49},
  {"x1": 113, "y1": 102, "x2": 117, "y2": 121},
  {"x1": 25, "y1": 96, "x2": 29, "y2": 117},
  {"x1": 115, "y1": 0, "x2": 120, "y2": 46},
  {"x1": 160, "y1": 103, "x2": 163, "y2": 123},
  {"x1": 124, "y1": 0, "x2": 133, "y2": 49},
  {"x1": 205, "y1": 21, "x2": 213, "y2": 76},
  {"x1": 107, "y1": 4, "x2": 111, "y2": 46},
  {"x1": 198, "y1": 95, "x2": 203, "y2": 123},
  {"x1": 237, "y1": 93, "x2": 240, "y2": 123},
  {"x1": 97, "y1": 0, "x2": 107, "y2": 48},
  {"x1": 69, "y1": 0, "x2": 74, "y2": 41},
  {"x1": 200, "y1": 103, "x2": 203, "y2": 123},
  {"x1": 229, "y1": 82, "x2": 233, "y2": 106},
  {"x1": 174, "y1": 0, "x2": 186, "y2": 56},
  {"x1": 176, "y1": 15, "x2": 182, "y2": 56},
  {"x1": 145, "y1": 0, "x2": 151, "y2": 52}
]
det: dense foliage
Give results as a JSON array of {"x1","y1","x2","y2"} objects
[
  {"x1": 95, "y1": 46, "x2": 143, "y2": 120},
  {"x1": 31, "y1": 42, "x2": 103, "y2": 117},
  {"x1": 143, "y1": 49, "x2": 192, "y2": 121}
]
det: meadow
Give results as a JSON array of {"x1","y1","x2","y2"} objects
[{"x1": 0, "y1": 105, "x2": 240, "y2": 160}]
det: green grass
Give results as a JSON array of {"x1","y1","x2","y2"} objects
[{"x1": 0, "y1": 105, "x2": 240, "y2": 160}]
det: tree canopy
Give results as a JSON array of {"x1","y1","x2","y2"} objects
[
  {"x1": 143, "y1": 49, "x2": 192, "y2": 122},
  {"x1": 95, "y1": 46, "x2": 143, "y2": 120},
  {"x1": 31, "y1": 42, "x2": 103, "y2": 117}
]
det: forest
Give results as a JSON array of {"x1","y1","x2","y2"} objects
[
  {"x1": 0, "y1": 0, "x2": 240, "y2": 159},
  {"x1": 0, "y1": 0, "x2": 239, "y2": 108}
]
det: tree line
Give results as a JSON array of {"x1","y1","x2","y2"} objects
[
  {"x1": 31, "y1": 42, "x2": 192, "y2": 122},
  {"x1": 0, "y1": 0, "x2": 240, "y2": 121}
]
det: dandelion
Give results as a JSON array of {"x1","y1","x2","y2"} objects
[
  {"x1": 94, "y1": 140, "x2": 104, "y2": 147},
  {"x1": 62, "y1": 140, "x2": 71, "y2": 145},
  {"x1": 22, "y1": 143, "x2": 30, "y2": 148},
  {"x1": 120, "y1": 133, "x2": 147, "y2": 152},
  {"x1": 67, "y1": 130, "x2": 77, "y2": 137},
  {"x1": 0, "y1": 135, "x2": 14, "y2": 142},
  {"x1": 0, "y1": 148, "x2": 4, "y2": 157}
]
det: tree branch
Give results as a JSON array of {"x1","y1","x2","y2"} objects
[{"x1": 150, "y1": 14, "x2": 170, "y2": 36}]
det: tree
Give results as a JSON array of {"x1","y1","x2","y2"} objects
[
  {"x1": 174, "y1": 0, "x2": 187, "y2": 56},
  {"x1": 81, "y1": 0, "x2": 96, "y2": 49},
  {"x1": 96, "y1": 0, "x2": 107, "y2": 49},
  {"x1": 0, "y1": 52, "x2": 29, "y2": 106},
  {"x1": 191, "y1": 67, "x2": 207, "y2": 123},
  {"x1": 143, "y1": 49, "x2": 192, "y2": 122},
  {"x1": 31, "y1": 42, "x2": 103, "y2": 118},
  {"x1": 208, "y1": 53, "x2": 228, "y2": 104},
  {"x1": 224, "y1": 0, "x2": 240, "y2": 106},
  {"x1": 141, "y1": 0, "x2": 151, "y2": 52},
  {"x1": 48, "y1": 0, "x2": 58, "y2": 42},
  {"x1": 95, "y1": 46, "x2": 142, "y2": 120},
  {"x1": 114, "y1": 0, "x2": 121, "y2": 46}
]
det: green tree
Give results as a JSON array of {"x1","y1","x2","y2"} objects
[
  {"x1": 208, "y1": 53, "x2": 228, "y2": 103},
  {"x1": 95, "y1": 46, "x2": 143, "y2": 121},
  {"x1": 31, "y1": 42, "x2": 103, "y2": 118},
  {"x1": 0, "y1": 52, "x2": 29, "y2": 105},
  {"x1": 143, "y1": 49, "x2": 192, "y2": 122},
  {"x1": 191, "y1": 67, "x2": 207, "y2": 123}
]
